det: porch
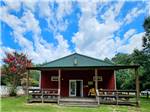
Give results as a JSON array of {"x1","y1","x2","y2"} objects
[{"x1": 27, "y1": 88, "x2": 138, "y2": 106}]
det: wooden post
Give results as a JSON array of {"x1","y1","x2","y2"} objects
[
  {"x1": 26, "y1": 70, "x2": 29, "y2": 102},
  {"x1": 135, "y1": 68, "x2": 140, "y2": 107},
  {"x1": 114, "y1": 70, "x2": 117, "y2": 105},
  {"x1": 95, "y1": 69, "x2": 98, "y2": 90},
  {"x1": 95, "y1": 69, "x2": 99, "y2": 105},
  {"x1": 58, "y1": 69, "x2": 61, "y2": 104}
]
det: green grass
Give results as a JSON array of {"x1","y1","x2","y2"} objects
[{"x1": 1, "y1": 96, "x2": 150, "y2": 112}]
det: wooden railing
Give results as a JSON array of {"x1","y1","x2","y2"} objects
[
  {"x1": 28, "y1": 89, "x2": 59, "y2": 103},
  {"x1": 28, "y1": 89, "x2": 138, "y2": 106},
  {"x1": 96, "y1": 89, "x2": 137, "y2": 105}
]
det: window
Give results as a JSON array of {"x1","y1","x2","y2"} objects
[
  {"x1": 51, "y1": 76, "x2": 58, "y2": 81},
  {"x1": 93, "y1": 76, "x2": 103, "y2": 81}
]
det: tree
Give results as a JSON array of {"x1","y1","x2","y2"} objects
[
  {"x1": 112, "y1": 53, "x2": 133, "y2": 89},
  {"x1": 142, "y1": 16, "x2": 150, "y2": 91},
  {"x1": 2, "y1": 52, "x2": 32, "y2": 96},
  {"x1": 112, "y1": 53, "x2": 131, "y2": 65},
  {"x1": 143, "y1": 16, "x2": 150, "y2": 54}
]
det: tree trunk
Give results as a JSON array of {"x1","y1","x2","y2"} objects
[{"x1": 10, "y1": 74, "x2": 17, "y2": 96}]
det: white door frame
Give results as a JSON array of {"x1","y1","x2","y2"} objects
[
  {"x1": 69, "y1": 80, "x2": 76, "y2": 96},
  {"x1": 69, "y1": 80, "x2": 83, "y2": 97}
]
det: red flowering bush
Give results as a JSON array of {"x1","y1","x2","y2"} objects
[{"x1": 2, "y1": 51, "x2": 32, "y2": 96}]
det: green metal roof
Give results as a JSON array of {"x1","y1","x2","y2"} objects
[{"x1": 40, "y1": 53, "x2": 114, "y2": 68}]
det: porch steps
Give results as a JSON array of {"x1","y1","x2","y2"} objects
[{"x1": 59, "y1": 97, "x2": 98, "y2": 107}]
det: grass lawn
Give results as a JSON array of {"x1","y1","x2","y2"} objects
[{"x1": 1, "y1": 96, "x2": 150, "y2": 112}]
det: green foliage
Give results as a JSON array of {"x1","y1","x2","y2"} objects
[
  {"x1": 112, "y1": 53, "x2": 133, "y2": 89},
  {"x1": 30, "y1": 70, "x2": 40, "y2": 86},
  {"x1": 104, "y1": 58, "x2": 114, "y2": 64},
  {"x1": 143, "y1": 16, "x2": 150, "y2": 53},
  {"x1": 2, "y1": 51, "x2": 32, "y2": 96},
  {"x1": 31, "y1": 70, "x2": 40, "y2": 81},
  {"x1": 112, "y1": 49, "x2": 150, "y2": 90},
  {"x1": 116, "y1": 69, "x2": 135, "y2": 90},
  {"x1": 143, "y1": 82, "x2": 150, "y2": 89},
  {"x1": 112, "y1": 53, "x2": 131, "y2": 65}
]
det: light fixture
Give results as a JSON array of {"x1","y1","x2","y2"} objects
[{"x1": 74, "y1": 57, "x2": 78, "y2": 65}]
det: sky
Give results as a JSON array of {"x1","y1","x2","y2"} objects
[{"x1": 0, "y1": 0, "x2": 150, "y2": 64}]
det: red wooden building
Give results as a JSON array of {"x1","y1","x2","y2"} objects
[{"x1": 27, "y1": 53, "x2": 140, "y2": 106}]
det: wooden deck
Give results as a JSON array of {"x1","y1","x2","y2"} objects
[{"x1": 27, "y1": 89, "x2": 138, "y2": 106}]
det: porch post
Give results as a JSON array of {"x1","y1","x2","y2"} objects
[
  {"x1": 58, "y1": 69, "x2": 61, "y2": 104},
  {"x1": 135, "y1": 68, "x2": 140, "y2": 107},
  {"x1": 26, "y1": 70, "x2": 29, "y2": 102},
  {"x1": 95, "y1": 69, "x2": 98, "y2": 90},
  {"x1": 95, "y1": 69, "x2": 100, "y2": 105}
]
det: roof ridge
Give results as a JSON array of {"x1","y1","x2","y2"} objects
[{"x1": 40, "y1": 53, "x2": 114, "y2": 67}]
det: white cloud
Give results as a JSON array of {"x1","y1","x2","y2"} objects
[
  {"x1": 20, "y1": 10, "x2": 71, "y2": 63},
  {"x1": 72, "y1": 1, "x2": 123, "y2": 59},
  {"x1": 123, "y1": 29, "x2": 136, "y2": 42},
  {"x1": 0, "y1": 6, "x2": 33, "y2": 50},
  {"x1": 44, "y1": 1, "x2": 73, "y2": 33},
  {"x1": 38, "y1": 1, "x2": 52, "y2": 18},
  {"x1": 101, "y1": 1, "x2": 124, "y2": 21},
  {"x1": 146, "y1": 1, "x2": 150, "y2": 16},
  {"x1": 22, "y1": 0, "x2": 37, "y2": 12},
  {"x1": 3, "y1": 0, "x2": 38, "y2": 12},
  {"x1": 21, "y1": 10, "x2": 41, "y2": 35},
  {"x1": 117, "y1": 32, "x2": 144, "y2": 54},
  {"x1": 56, "y1": 1, "x2": 72, "y2": 21},
  {"x1": 0, "y1": 3, "x2": 71, "y2": 64},
  {"x1": 124, "y1": 7, "x2": 144, "y2": 24},
  {"x1": 113, "y1": 1, "x2": 124, "y2": 17},
  {"x1": 37, "y1": 0, "x2": 73, "y2": 33},
  {"x1": 0, "y1": 6, "x2": 21, "y2": 29},
  {"x1": 3, "y1": 0, "x2": 21, "y2": 11},
  {"x1": 72, "y1": 1, "x2": 146, "y2": 60}
]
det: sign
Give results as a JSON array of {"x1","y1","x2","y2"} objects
[
  {"x1": 51, "y1": 76, "x2": 58, "y2": 81},
  {"x1": 93, "y1": 76, "x2": 103, "y2": 81}
]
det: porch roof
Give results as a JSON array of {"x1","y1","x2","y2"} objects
[{"x1": 27, "y1": 53, "x2": 139, "y2": 70}]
